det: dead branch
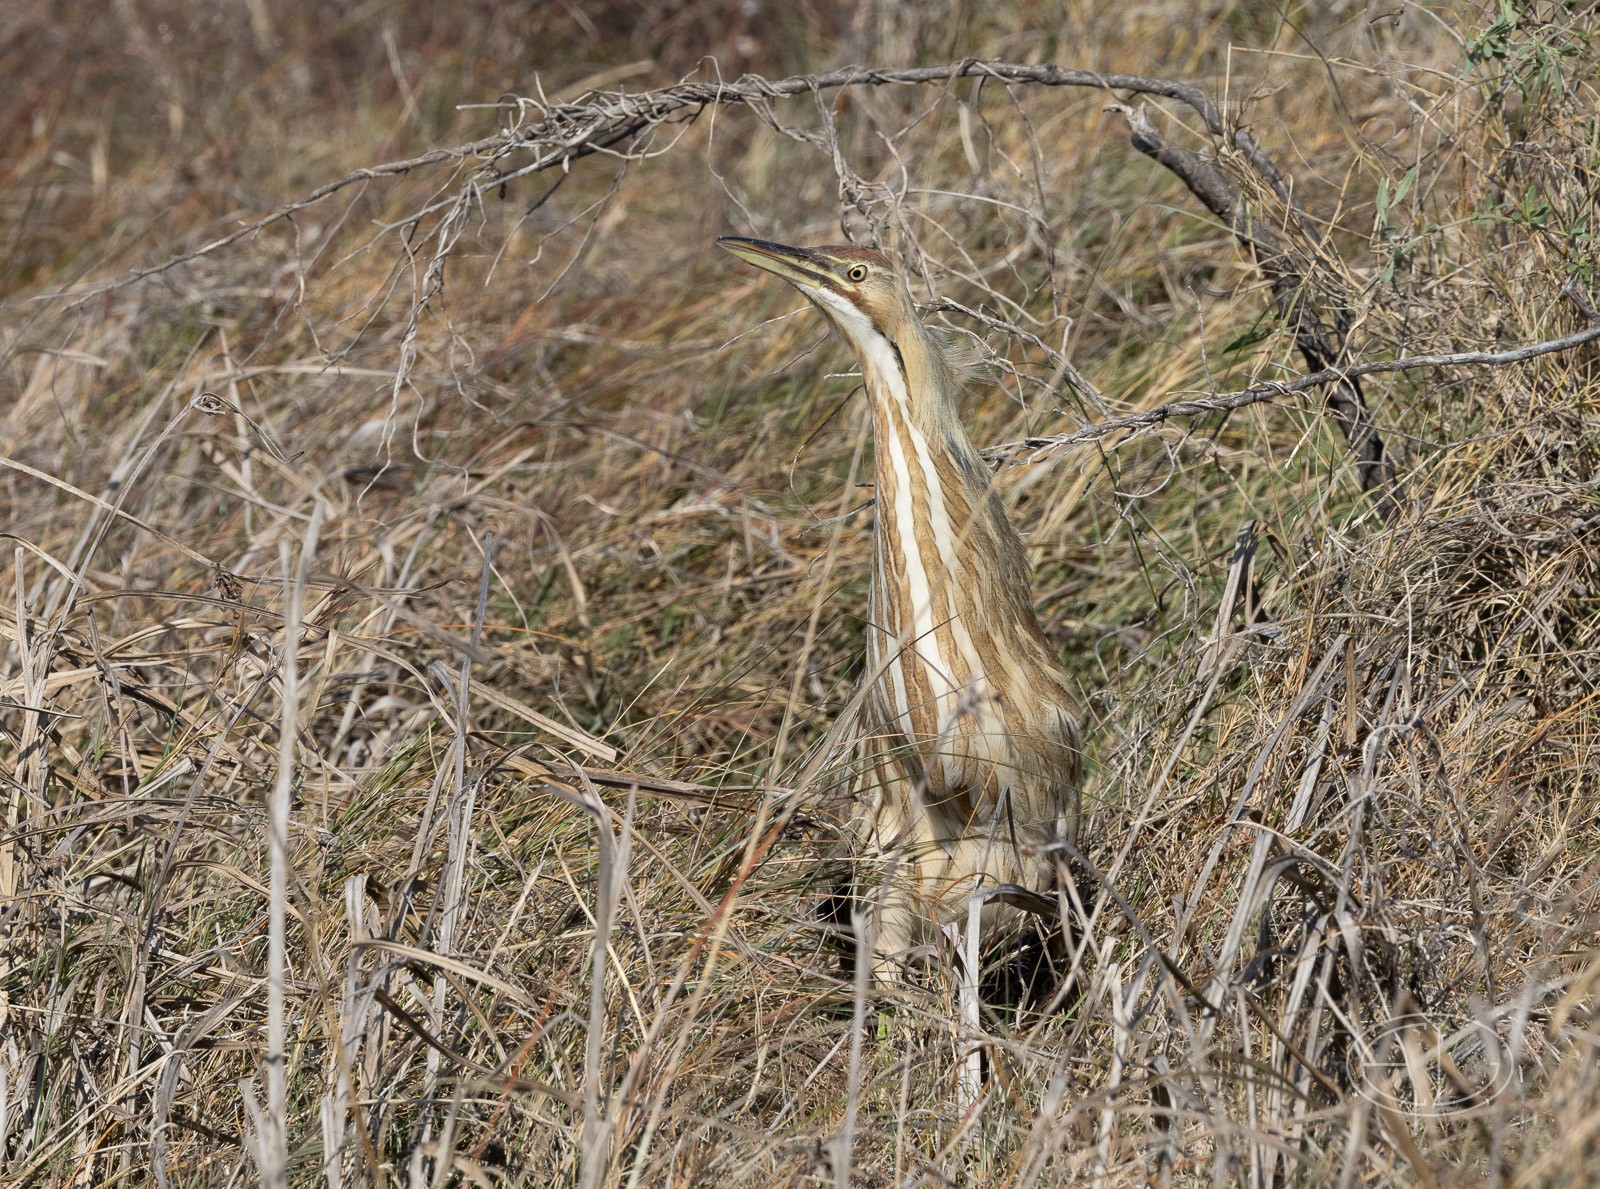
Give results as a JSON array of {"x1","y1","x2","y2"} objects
[
  {"x1": 1117, "y1": 102, "x2": 1399, "y2": 518},
  {"x1": 42, "y1": 60, "x2": 1304, "y2": 303},
  {"x1": 986, "y1": 321, "x2": 1600, "y2": 465},
  {"x1": 38, "y1": 58, "x2": 1510, "y2": 522}
]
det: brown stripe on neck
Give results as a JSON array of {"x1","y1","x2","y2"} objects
[{"x1": 888, "y1": 339, "x2": 907, "y2": 383}]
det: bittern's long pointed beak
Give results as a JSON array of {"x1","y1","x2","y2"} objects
[{"x1": 717, "y1": 236, "x2": 831, "y2": 292}]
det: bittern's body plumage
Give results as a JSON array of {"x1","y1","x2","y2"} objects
[{"x1": 721, "y1": 237, "x2": 1082, "y2": 968}]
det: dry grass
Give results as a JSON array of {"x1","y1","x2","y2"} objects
[{"x1": 4, "y1": 1, "x2": 1600, "y2": 1184}]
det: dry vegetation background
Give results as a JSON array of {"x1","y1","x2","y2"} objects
[{"x1": 4, "y1": 1, "x2": 1600, "y2": 1185}]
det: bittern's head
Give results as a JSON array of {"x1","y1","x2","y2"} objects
[{"x1": 717, "y1": 236, "x2": 918, "y2": 359}]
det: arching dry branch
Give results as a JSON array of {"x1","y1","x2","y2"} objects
[
  {"x1": 472, "y1": 61, "x2": 1591, "y2": 521},
  {"x1": 59, "y1": 59, "x2": 1600, "y2": 521},
  {"x1": 58, "y1": 60, "x2": 1292, "y2": 298}
]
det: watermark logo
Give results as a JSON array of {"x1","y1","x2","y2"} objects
[{"x1": 1348, "y1": 1012, "x2": 1514, "y2": 1119}]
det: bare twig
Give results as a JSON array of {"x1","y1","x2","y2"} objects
[
  {"x1": 41, "y1": 60, "x2": 1304, "y2": 304},
  {"x1": 256, "y1": 504, "x2": 321, "y2": 1189},
  {"x1": 1115, "y1": 102, "x2": 1399, "y2": 516},
  {"x1": 985, "y1": 321, "x2": 1600, "y2": 466},
  {"x1": 36, "y1": 57, "x2": 1411, "y2": 517}
]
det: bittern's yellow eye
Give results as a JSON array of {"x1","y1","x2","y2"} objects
[{"x1": 846, "y1": 264, "x2": 868, "y2": 282}]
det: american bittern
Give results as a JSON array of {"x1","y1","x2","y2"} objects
[{"x1": 720, "y1": 236, "x2": 1082, "y2": 972}]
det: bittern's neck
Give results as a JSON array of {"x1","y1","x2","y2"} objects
[
  {"x1": 849, "y1": 309, "x2": 1047, "y2": 742},
  {"x1": 851, "y1": 321, "x2": 990, "y2": 490}
]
